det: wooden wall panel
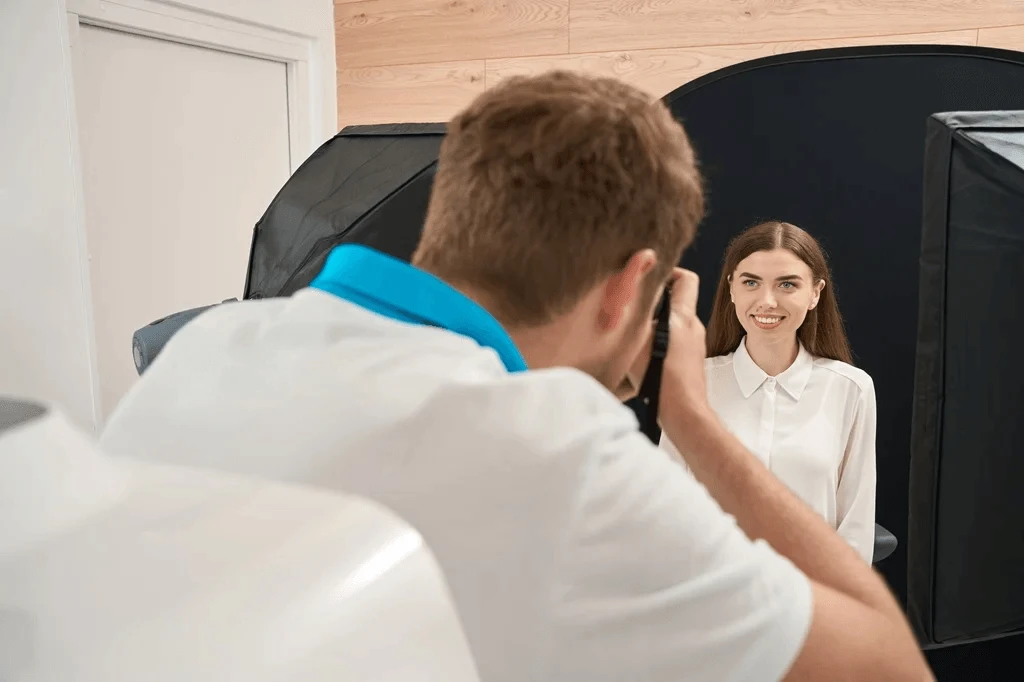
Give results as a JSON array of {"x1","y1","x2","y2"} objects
[
  {"x1": 334, "y1": 0, "x2": 568, "y2": 68},
  {"x1": 570, "y1": 0, "x2": 1024, "y2": 54},
  {"x1": 978, "y1": 24, "x2": 1024, "y2": 51},
  {"x1": 489, "y1": 30, "x2": 979, "y2": 99},
  {"x1": 337, "y1": 61, "x2": 484, "y2": 127},
  {"x1": 334, "y1": 0, "x2": 1024, "y2": 131}
]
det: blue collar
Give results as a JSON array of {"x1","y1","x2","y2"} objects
[{"x1": 309, "y1": 244, "x2": 528, "y2": 373}]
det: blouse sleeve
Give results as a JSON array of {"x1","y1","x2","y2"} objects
[{"x1": 835, "y1": 379, "x2": 878, "y2": 563}]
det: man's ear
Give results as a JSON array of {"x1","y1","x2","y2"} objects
[{"x1": 599, "y1": 249, "x2": 658, "y2": 330}]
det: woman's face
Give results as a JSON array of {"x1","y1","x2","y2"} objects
[{"x1": 730, "y1": 248, "x2": 824, "y2": 341}]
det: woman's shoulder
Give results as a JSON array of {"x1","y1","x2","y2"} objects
[
  {"x1": 703, "y1": 352, "x2": 736, "y2": 379},
  {"x1": 704, "y1": 352, "x2": 735, "y2": 368},
  {"x1": 812, "y1": 356, "x2": 874, "y2": 395}
]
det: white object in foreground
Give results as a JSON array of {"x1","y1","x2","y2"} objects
[{"x1": 0, "y1": 397, "x2": 480, "y2": 682}]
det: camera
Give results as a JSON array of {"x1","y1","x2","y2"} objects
[{"x1": 636, "y1": 286, "x2": 671, "y2": 444}]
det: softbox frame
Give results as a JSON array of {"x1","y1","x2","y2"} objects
[
  {"x1": 244, "y1": 124, "x2": 446, "y2": 300},
  {"x1": 909, "y1": 111, "x2": 1024, "y2": 649}
]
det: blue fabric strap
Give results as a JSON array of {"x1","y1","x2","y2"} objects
[{"x1": 310, "y1": 244, "x2": 528, "y2": 373}]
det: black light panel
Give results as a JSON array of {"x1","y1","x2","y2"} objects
[{"x1": 909, "y1": 111, "x2": 1024, "y2": 649}]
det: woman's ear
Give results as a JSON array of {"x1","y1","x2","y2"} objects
[{"x1": 809, "y1": 279, "x2": 826, "y2": 310}]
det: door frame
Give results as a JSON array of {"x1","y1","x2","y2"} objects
[
  {"x1": 66, "y1": 0, "x2": 315, "y2": 169},
  {"x1": 61, "y1": 0, "x2": 316, "y2": 424}
]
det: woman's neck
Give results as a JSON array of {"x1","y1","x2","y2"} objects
[{"x1": 745, "y1": 335, "x2": 799, "y2": 377}]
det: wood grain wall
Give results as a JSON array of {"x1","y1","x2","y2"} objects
[{"x1": 335, "y1": 0, "x2": 1024, "y2": 128}]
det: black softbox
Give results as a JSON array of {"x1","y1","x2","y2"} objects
[
  {"x1": 908, "y1": 111, "x2": 1024, "y2": 649},
  {"x1": 134, "y1": 124, "x2": 449, "y2": 372},
  {"x1": 243, "y1": 124, "x2": 446, "y2": 300}
]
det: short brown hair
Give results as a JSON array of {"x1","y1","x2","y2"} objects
[
  {"x1": 412, "y1": 70, "x2": 705, "y2": 326},
  {"x1": 706, "y1": 221, "x2": 854, "y2": 363}
]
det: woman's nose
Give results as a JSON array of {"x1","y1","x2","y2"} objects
[{"x1": 759, "y1": 290, "x2": 777, "y2": 308}]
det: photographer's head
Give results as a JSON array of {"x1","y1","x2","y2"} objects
[{"x1": 412, "y1": 71, "x2": 704, "y2": 395}]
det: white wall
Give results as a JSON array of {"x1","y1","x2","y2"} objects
[
  {"x1": 0, "y1": 1, "x2": 98, "y2": 430},
  {"x1": 0, "y1": 0, "x2": 336, "y2": 432}
]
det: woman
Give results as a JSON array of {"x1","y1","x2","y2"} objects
[{"x1": 662, "y1": 221, "x2": 877, "y2": 562}]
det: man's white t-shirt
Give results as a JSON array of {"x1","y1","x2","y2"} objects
[{"x1": 101, "y1": 288, "x2": 812, "y2": 681}]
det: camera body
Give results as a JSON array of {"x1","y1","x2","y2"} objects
[{"x1": 636, "y1": 288, "x2": 671, "y2": 444}]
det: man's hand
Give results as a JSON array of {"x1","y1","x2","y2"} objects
[{"x1": 659, "y1": 269, "x2": 713, "y2": 436}]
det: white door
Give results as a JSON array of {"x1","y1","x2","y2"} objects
[{"x1": 73, "y1": 25, "x2": 292, "y2": 423}]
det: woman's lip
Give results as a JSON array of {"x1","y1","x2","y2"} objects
[{"x1": 751, "y1": 314, "x2": 785, "y2": 329}]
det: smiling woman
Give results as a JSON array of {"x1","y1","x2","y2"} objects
[
  {"x1": 705, "y1": 221, "x2": 853, "y2": 366},
  {"x1": 662, "y1": 221, "x2": 878, "y2": 563}
]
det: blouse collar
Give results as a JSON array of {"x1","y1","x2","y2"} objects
[{"x1": 732, "y1": 337, "x2": 813, "y2": 400}]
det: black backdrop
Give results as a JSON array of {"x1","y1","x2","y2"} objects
[{"x1": 660, "y1": 45, "x2": 1024, "y2": 678}]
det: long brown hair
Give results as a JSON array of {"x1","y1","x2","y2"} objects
[{"x1": 705, "y1": 221, "x2": 853, "y2": 363}]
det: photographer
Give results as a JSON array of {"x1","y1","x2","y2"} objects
[{"x1": 101, "y1": 71, "x2": 931, "y2": 681}]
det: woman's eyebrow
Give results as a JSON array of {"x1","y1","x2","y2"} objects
[{"x1": 738, "y1": 272, "x2": 803, "y2": 282}]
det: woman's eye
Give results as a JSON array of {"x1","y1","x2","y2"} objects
[
  {"x1": 779, "y1": 281, "x2": 795, "y2": 289},
  {"x1": 742, "y1": 279, "x2": 758, "y2": 288}
]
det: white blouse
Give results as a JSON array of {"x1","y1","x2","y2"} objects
[{"x1": 662, "y1": 337, "x2": 878, "y2": 563}]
